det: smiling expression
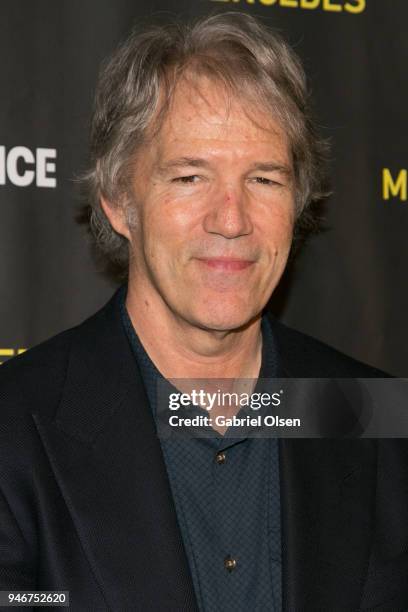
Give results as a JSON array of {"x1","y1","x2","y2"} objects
[{"x1": 125, "y1": 77, "x2": 296, "y2": 331}]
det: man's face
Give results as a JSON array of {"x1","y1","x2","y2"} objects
[{"x1": 127, "y1": 78, "x2": 295, "y2": 331}]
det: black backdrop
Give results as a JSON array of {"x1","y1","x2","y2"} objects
[{"x1": 0, "y1": 0, "x2": 407, "y2": 375}]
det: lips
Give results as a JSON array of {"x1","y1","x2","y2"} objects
[{"x1": 196, "y1": 257, "x2": 255, "y2": 271}]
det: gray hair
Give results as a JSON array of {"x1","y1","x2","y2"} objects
[{"x1": 80, "y1": 11, "x2": 330, "y2": 280}]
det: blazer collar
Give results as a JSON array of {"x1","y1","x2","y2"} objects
[
  {"x1": 267, "y1": 312, "x2": 377, "y2": 610},
  {"x1": 32, "y1": 288, "x2": 199, "y2": 611},
  {"x1": 32, "y1": 290, "x2": 377, "y2": 611}
]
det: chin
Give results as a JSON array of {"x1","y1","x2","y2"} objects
[{"x1": 189, "y1": 300, "x2": 259, "y2": 332}]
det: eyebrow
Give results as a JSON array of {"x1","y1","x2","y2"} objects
[
  {"x1": 157, "y1": 157, "x2": 211, "y2": 173},
  {"x1": 157, "y1": 156, "x2": 293, "y2": 176},
  {"x1": 247, "y1": 161, "x2": 293, "y2": 177}
]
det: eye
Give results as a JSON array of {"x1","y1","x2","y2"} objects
[
  {"x1": 251, "y1": 177, "x2": 280, "y2": 186},
  {"x1": 172, "y1": 175, "x2": 200, "y2": 184}
]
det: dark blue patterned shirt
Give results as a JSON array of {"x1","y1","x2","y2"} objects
[{"x1": 119, "y1": 286, "x2": 282, "y2": 612}]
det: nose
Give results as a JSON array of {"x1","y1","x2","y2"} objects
[{"x1": 203, "y1": 184, "x2": 253, "y2": 239}]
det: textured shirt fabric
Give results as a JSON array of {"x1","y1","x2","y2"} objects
[{"x1": 119, "y1": 286, "x2": 282, "y2": 612}]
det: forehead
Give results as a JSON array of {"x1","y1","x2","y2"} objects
[{"x1": 153, "y1": 76, "x2": 290, "y2": 157}]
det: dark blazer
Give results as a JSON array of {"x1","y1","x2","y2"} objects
[{"x1": 0, "y1": 289, "x2": 407, "y2": 611}]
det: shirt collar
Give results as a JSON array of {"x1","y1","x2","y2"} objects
[{"x1": 119, "y1": 283, "x2": 280, "y2": 409}]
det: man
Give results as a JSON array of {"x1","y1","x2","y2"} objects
[{"x1": 1, "y1": 12, "x2": 407, "y2": 612}]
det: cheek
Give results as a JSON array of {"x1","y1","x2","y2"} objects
[
  {"x1": 261, "y1": 207, "x2": 295, "y2": 251},
  {"x1": 144, "y1": 196, "x2": 201, "y2": 247},
  {"x1": 138, "y1": 207, "x2": 187, "y2": 268}
]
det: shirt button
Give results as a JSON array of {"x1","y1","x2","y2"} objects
[
  {"x1": 215, "y1": 451, "x2": 226, "y2": 464},
  {"x1": 224, "y1": 555, "x2": 237, "y2": 572}
]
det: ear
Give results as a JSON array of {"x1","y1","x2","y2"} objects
[{"x1": 100, "y1": 196, "x2": 131, "y2": 241}]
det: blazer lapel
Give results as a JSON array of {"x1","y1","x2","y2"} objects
[
  {"x1": 279, "y1": 437, "x2": 377, "y2": 611},
  {"x1": 32, "y1": 290, "x2": 198, "y2": 611},
  {"x1": 271, "y1": 315, "x2": 378, "y2": 611}
]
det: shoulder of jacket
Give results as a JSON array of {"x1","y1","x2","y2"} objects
[
  {"x1": 267, "y1": 314, "x2": 389, "y2": 377},
  {"x1": 0, "y1": 295, "x2": 116, "y2": 424}
]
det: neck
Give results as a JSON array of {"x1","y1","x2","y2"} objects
[{"x1": 125, "y1": 283, "x2": 263, "y2": 381}]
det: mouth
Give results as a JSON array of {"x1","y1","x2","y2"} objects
[{"x1": 195, "y1": 257, "x2": 255, "y2": 271}]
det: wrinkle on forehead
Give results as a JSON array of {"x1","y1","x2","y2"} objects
[
  {"x1": 149, "y1": 72, "x2": 285, "y2": 146},
  {"x1": 136, "y1": 73, "x2": 292, "y2": 177}
]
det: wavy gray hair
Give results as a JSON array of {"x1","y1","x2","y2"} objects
[{"x1": 80, "y1": 11, "x2": 330, "y2": 280}]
